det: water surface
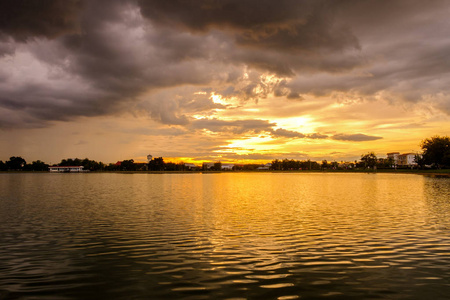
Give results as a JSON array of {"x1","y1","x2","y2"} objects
[{"x1": 1, "y1": 173, "x2": 449, "y2": 299}]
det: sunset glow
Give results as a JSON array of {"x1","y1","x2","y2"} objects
[{"x1": 0, "y1": 1, "x2": 449, "y2": 165}]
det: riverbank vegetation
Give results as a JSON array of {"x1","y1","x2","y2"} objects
[{"x1": 1, "y1": 135, "x2": 449, "y2": 172}]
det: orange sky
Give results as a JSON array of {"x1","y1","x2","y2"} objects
[{"x1": 0, "y1": 1, "x2": 449, "y2": 165}]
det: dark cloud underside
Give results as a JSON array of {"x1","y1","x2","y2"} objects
[
  {"x1": 139, "y1": 0, "x2": 360, "y2": 52},
  {"x1": 0, "y1": 0, "x2": 449, "y2": 129},
  {"x1": 332, "y1": 133, "x2": 382, "y2": 142},
  {"x1": 0, "y1": 0, "x2": 83, "y2": 40}
]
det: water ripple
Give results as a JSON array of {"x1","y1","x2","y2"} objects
[{"x1": 1, "y1": 173, "x2": 450, "y2": 299}]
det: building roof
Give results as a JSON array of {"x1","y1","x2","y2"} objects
[{"x1": 49, "y1": 166, "x2": 84, "y2": 168}]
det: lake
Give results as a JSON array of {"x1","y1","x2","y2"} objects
[{"x1": 0, "y1": 173, "x2": 450, "y2": 299}]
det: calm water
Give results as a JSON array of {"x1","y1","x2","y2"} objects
[{"x1": 0, "y1": 173, "x2": 450, "y2": 300}]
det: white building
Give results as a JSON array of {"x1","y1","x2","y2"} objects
[
  {"x1": 202, "y1": 162, "x2": 234, "y2": 170},
  {"x1": 184, "y1": 163, "x2": 197, "y2": 170},
  {"x1": 257, "y1": 163, "x2": 272, "y2": 170},
  {"x1": 221, "y1": 164, "x2": 234, "y2": 170},
  {"x1": 387, "y1": 152, "x2": 400, "y2": 165},
  {"x1": 202, "y1": 162, "x2": 215, "y2": 170},
  {"x1": 398, "y1": 153, "x2": 417, "y2": 166},
  {"x1": 49, "y1": 166, "x2": 85, "y2": 172}
]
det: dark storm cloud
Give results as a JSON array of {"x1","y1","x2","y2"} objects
[
  {"x1": 0, "y1": 0, "x2": 229, "y2": 128},
  {"x1": 0, "y1": 34, "x2": 15, "y2": 56},
  {"x1": 138, "y1": 0, "x2": 359, "y2": 52},
  {"x1": 0, "y1": 0, "x2": 449, "y2": 129},
  {"x1": 331, "y1": 133, "x2": 382, "y2": 142},
  {"x1": 285, "y1": 0, "x2": 450, "y2": 114},
  {"x1": 0, "y1": 0, "x2": 83, "y2": 41},
  {"x1": 138, "y1": 0, "x2": 363, "y2": 75}
]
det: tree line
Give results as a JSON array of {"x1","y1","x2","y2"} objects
[
  {"x1": 0, "y1": 156, "x2": 196, "y2": 172},
  {"x1": 0, "y1": 157, "x2": 106, "y2": 172},
  {"x1": 269, "y1": 157, "x2": 397, "y2": 171},
  {"x1": 1, "y1": 135, "x2": 449, "y2": 171},
  {"x1": 0, "y1": 157, "x2": 49, "y2": 171}
]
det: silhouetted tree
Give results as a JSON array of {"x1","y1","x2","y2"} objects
[
  {"x1": 271, "y1": 159, "x2": 282, "y2": 170},
  {"x1": 420, "y1": 135, "x2": 450, "y2": 168},
  {"x1": 59, "y1": 158, "x2": 82, "y2": 166},
  {"x1": 385, "y1": 157, "x2": 395, "y2": 168},
  {"x1": 270, "y1": 159, "x2": 321, "y2": 170},
  {"x1": 242, "y1": 164, "x2": 260, "y2": 171},
  {"x1": 310, "y1": 161, "x2": 321, "y2": 170},
  {"x1": 300, "y1": 160, "x2": 310, "y2": 170},
  {"x1": 58, "y1": 157, "x2": 104, "y2": 171},
  {"x1": 106, "y1": 163, "x2": 120, "y2": 171},
  {"x1": 164, "y1": 162, "x2": 183, "y2": 171},
  {"x1": 361, "y1": 152, "x2": 377, "y2": 168},
  {"x1": 97, "y1": 162, "x2": 106, "y2": 171},
  {"x1": 0, "y1": 160, "x2": 7, "y2": 171},
  {"x1": 6, "y1": 156, "x2": 26, "y2": 170},
  {"x1": 121, "y1": 159, "x2": 136, "y2": 171},
  {"x1": 281, "y1": 159, "x2": 301, "y2": 170},
  {"x1": 414, "y1": 154, "x2": 426, "y2": 169},
  {"x1": 213, "y1": 161, "x2": 222, "y2": 171},
  {"x1": 24, "y1": 160, "x2": 49, "y2": 171},
  {"x1": 148, "y1": 157, "x2": 165, "y2": 171}
]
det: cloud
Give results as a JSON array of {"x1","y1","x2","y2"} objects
[
  {"x1": 331, "y1": 133, "x2": 382, "y2": 142},
  {"x1": 189, "y1": 151, "x2": 312, "y2": 163},
  {"x1": 0, "y1": 1, "x2": 231, "y2": 128},
  {"x1": 138, "y1": 0, "x2": 360, "y2": 53},
  {"x1": 0, "y1": 0, "x2": 83, "y2": 41},
  {"x1": 0, "y1": 0, "x2": 449, "y2": 131},
  {"x1": 188, "y1": 118, "x2": 335, "y2": 142},
  {"x1": 75, "y1": 140, "x2": 88, "y2": 145},
  {"x1": 270, "y1": 128, "x2": 305, "y2": 138},
  {"x1": 189, "y1": 118, "x2": 330, "y2": 141},
  {"x1": 308, "y1": 133, "x2": 328, "y2": 139},
  {"x1": 284, "y1": 1, "x2": 450, "y2": 115},
  {"x1": 190, "y1": 118, "x2": 275, "y2": 135}
]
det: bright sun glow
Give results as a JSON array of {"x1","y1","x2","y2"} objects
[
  {"x1": 211, "y1": 93, "x2": 226, "y2": 105},
  {"x1": 225, "y1": 135, "x2": 279, "y2": 152},
  {"x1": 275, "y1": 116, "x2": 315, "y2": 132}
]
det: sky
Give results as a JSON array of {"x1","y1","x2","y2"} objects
[{"x1": 0, "y1": 0, "x2": 449, "y2": 165}]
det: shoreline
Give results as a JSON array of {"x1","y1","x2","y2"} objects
[{"x1": 1, "y1": 170, "x2": 449, "y2": 177}]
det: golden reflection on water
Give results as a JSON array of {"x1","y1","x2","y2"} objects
[{"x1": 1, "y1": 173, "x2": 450, "y2": 299}]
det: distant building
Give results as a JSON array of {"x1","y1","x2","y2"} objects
[
  {"x1": 221, "y1": 164, "x2": 234, "y2": 170},
  {"x1": 49, "y1": 166, "x2": 85, "y2": 173},
  {"x1": 202, "y1": 162, "x2": 215, "y2": 170},
  {"x1": 387, "y1": 152, "x2": 400, "y2": 165},
  {"x1": 257, "y1": 163, "x2": 272, "y2": 170},
  {"x1": 398, "y1": 153, "x2": 417, "y2": 166},
  {"x1": 184, "y1": 163, "x2": 197, "y2": 170},
  {"x1": 202, "y1": 162, "x2": 234, "y2": 170}
]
